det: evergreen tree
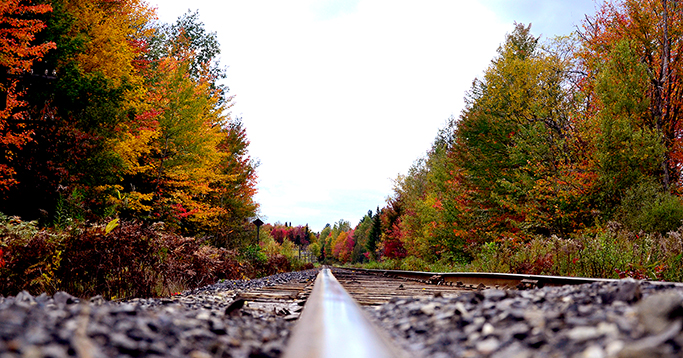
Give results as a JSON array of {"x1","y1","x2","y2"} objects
[{"x1": 366, "y1": 207, "x2": 381, "y2": 259}]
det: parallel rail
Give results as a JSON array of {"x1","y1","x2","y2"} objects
[{"x1": 346, "y1": 267, "x2": 618, "y2": 288}]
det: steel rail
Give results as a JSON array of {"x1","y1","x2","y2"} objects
[
  {"x1": 282, "y1": 268, "x2": 406, "y2": 358},
  {"x1": 345, "y1": 267, "x2": 618, "y2": 288}
]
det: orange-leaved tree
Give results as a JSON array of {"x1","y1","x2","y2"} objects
[{"x1": 0, "y1": 0, "x2": 55, "y2": 193}]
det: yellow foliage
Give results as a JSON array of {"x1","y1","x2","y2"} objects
[
  {"x1": 64, "y1": 0, "x2": 154, "y2": 107},
  {"x1": 95, "y1": 184, "x2": 153, "y2": 214},
  {"x1": 110, "y1": 128, "x2": 158, "y2": 175}
]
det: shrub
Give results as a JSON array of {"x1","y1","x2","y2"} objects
[
  {"x1": 1, "y1": 214, "x2": 319, "y2": 299},
  {"x1": 400, "y1": 255, "x2": 430, "y2": 272},
  {"x1": 0, "y1": 214, "x2": 66, "y2": 295},
  {"x1": 0, "y1": 217, "x2": 249, "y2": 299},
  {"x1": 618, "y1": 181, "x2": 683, "y2": 234}
]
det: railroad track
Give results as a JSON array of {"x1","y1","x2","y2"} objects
[
  {"x1": 281, "y1": 266, "x2": 683, "y2": 358},
  {"x1": 329, "y1": 267, "x2": 473, "y2": 305},
  {"x1": 235, "y1": 275, "x2": 315, "y2": 320},
  {"x1": 3, "y1": 267, "x2": 682, "y2": 357}
]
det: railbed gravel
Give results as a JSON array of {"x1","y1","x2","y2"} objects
[
  {"x1": 0, "y1": 269, "x2": 319, "y2": 358},
  {"x1": 368, "y1": 278, "x2": 683, "y2": 358}
]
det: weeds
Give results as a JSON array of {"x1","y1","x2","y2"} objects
[
  {"x1": 350, "y1": 221, "x2": 683, "y2": 282},
  {"x1": 0, "y1": 215, "x2": 312, "y2": 299}
]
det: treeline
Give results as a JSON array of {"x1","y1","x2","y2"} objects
[
  {"x1": 0, "y1": 1, "x2": 272, "y2": 298},
  {"x1": 323, "y1": 0, "x2": 683, "y2": 281},
  {"x1": 0, "y1": 1, "x2": 257, "y2": 245}
]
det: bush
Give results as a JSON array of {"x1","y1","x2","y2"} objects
[
  {"x1": 618, "y1": 181, "x2": 683, "y2": 234},
  {"x1": 0, "y1": 229, "x2": 65, "y2": 295},
  {"x1": 1, "y1": 214, "x2": 320, "y2": 299},
  {"x1": 0, "y1": 213, "x2": 66, "y2": 294},
  {"x1": 463, "y1": 222, "x2": 683, "y2": 281},
  {"x1": 399, "y1": 255, "x2": 430, "y2": 271},
  {"x1": 0, "y1": 217, "x2": 248, "y2": 299}
]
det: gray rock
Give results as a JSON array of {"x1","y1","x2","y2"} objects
[
  {"x1": 638, "y1": 291, "x2": 683, "y2": 334},
  {"x1": 0, "y1": 269, "x2": 319, "y2": 358},
  {"x1": 618, "y1": 319, "x2": 682, "y2": 358},
  {"x1": 367, "y1": 279, "x2": 683, "y2": 358},
  {"x1": 52, "y1": 291, "x2": 79, "y2": 308}
]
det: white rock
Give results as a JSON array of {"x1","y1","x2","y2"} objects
[
  {"x1": 605, "y1": 340, "x2": 624, "y2": 357},
  {"x1": 581, "y1": 344, "x2": 605, "y2": 358},
  {"x1": 482, "y1": 323, "x2": 495, "y2": 336},
  {"x1": 597, "y1": 322, "x2": 619, "y2": 337},
  {"x1": 476, "y1": 337, "x2": 500, "y2": 354},
  {"x1": 420, "y1": 302, "x2": 437, "y2": 315},
  {"x1": 567, "y1": 326, "x2": 600, "y2": 341}
]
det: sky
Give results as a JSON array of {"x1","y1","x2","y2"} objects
[{"x1": 150, "y1": 0, "x2": 604, "y2": 232}]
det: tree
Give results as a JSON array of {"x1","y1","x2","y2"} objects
[
  {"x1": 0, "y1": 0, "x2": 55, "y2": 194},
  {"x1": 580, "y1": 0, "x2": 683, "y2": 192},
  {"x1": 0, "y1": 0, "x2": 157, "y2": 221},
  {"x1": 366, "y1": 207, "x2": 381, "y2": 259},
  {"x1": 592, "y1": 40, "x2": 665, "y2": 212},
  {"x1": 351, "y1": 212, "x2": 372, "y2": 262},
  {"x1": 318, "y1": 224, "x2": 331, "y2": 261},
  {"x1": 451, "y1": 23, "x2": 590, "y2": 243}
]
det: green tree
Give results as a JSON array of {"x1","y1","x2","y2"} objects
[
  {"x1": 351, "y1": 211, "x2": 373, "y2": 263},
  {"x1": 591, "y1": 40, "x2": 665, "y2": 214},
  {"x1": 452, "y1": 24, "x2": 584, "y2": 242},
  {"x1": 366, "y1": 207, "x2": 381, "y2": 259}
]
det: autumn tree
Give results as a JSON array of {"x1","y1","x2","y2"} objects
[
  {"x1": 1, "y1": 0, "x2": 155, "y2": 221},
  {"x1": 351, "y1": 211, "x2": 372, "y2": 262},
  {"x1": 388, "y1": 116, "x2": 471, "y2": 262},
  {"x1": 318, "y1": 224, "x2": 331, "y2": 261},
  {"x1": 0, "y1": 3, "x2": 259, "y2": 246},
  {"x1": 0, "y1": 0, "x2": 55, "y2": 194},
  {"x1": 450, "y1": 23, "x2": 591, "y2": 244},
  {"x1": 578, "y1": 0, "x2": 683, "y2": 231},
  {"x1": 581, "y1": 0, "x2": 683, "y2": 188}
]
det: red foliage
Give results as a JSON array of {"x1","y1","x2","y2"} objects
[
  {"x1": 0, "y1": 0, "x2": 56, "y2": 193},
  {"x1": 270, "y1": 224, "x2": 309, "y2": 246},
  {"x1": 271, "y1": 226, "x2": 286, "y2": 243},
  {"x1": 512, "y1": 253, "x2": 554, "y2": 275},
  {"x1": 383, "y1": 220, "x2": 407, "y2": 259}
]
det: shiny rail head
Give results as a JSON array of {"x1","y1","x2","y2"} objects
[{"x1": 282, "y1": 268, "x2": 406, "y2": 358}]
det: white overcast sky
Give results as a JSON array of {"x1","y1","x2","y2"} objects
[{"x1": 151, "y1": 0, "x2": 603, "y2": 231}]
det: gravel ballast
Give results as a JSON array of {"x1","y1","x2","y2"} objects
[
  {"x1": 368, "y1": 279, "x2": 683, "y2": 358},
  {"x1": 0, "y1": 269, "x2": 319, "y2": 358},
  {"x1": 3, "y1": 270, "x2": 683, "y2": 357}
]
